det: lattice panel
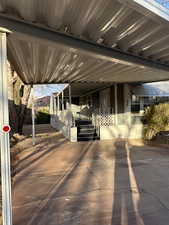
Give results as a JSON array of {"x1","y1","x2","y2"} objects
[
  {"x1": 92, "y1": 108, "x2": 115, "y2": 127},
  {"x1": 99, "y1": 113, "x2": 115, "y2": 127}
]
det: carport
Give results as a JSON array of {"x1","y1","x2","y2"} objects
[{"x1": 1, "y1": 0, "x2": 169, "y2": 224}]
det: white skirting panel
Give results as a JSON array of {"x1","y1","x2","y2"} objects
[{"x1": 100, "y1": 124, "x2": 143, "y2": 140}]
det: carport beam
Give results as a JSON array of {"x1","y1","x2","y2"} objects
[{"x1": 0, "y1": 32, "x2": 12, "y2": 225}]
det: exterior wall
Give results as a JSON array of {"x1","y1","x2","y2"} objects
[
  {"x1": 117, "y1": 84, "x2": 124, "y2": 114},
  {"x1": 100, "y1": 88, "x2": 111, "y2": 110},
  {"x1": 50, "y1": 83, "x2": 144, "y2": 142},
  {"x1": 99, "y1": 84, "x2": 144, "y2": 140},
  {"x1": 78, "y1": 84, "x2": 144, "y2": 140}
]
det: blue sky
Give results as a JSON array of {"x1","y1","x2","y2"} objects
[
  {"x1": 34, "y1": 84, "x2": 67, "y2": 98},
  {"x1": 155, "y1": 0, "x2": 169, "y2": 8}
]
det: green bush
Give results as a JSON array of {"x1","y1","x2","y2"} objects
[
  {"x1": 35, "y1": 107, "x2": 50, "y2": 124},
  {"x1": 143, "y1": 103, "x2": 169, "y2": 140}
]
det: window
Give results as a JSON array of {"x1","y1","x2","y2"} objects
[{"x1": 131, "y1": 95, "x2": 140, "y2": 113}]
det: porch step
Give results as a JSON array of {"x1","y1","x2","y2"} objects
[
  {"x1": 77, "y1": 125, "x2": 95, "y2": 133},
  {"x1": 78, "y1": 132, "x2": 96, "y2": 138},
  {"x1": 77, "y1": 136, "x2": 100, "y2": 142},
  {"x1": 79, "y1": 125, "x2": 95, "y2": 130},
  {"x1": 76, "y1": 120, "x2": 92, "y2": 126},
  {"x1": 79, "y1": 130, "x2": 95, "y2": 135},
  {"x1": 76, "y1": 119, "x2": 99, "y2": 142}
]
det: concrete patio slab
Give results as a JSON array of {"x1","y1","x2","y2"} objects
[{"x1": 12, "y1": 125, "x2": 169, "y2": 225}]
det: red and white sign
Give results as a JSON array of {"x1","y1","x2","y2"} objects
[{"x1": 2, "y1": 125, "x2": 11, "y2": 133}]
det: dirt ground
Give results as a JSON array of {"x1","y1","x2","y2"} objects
[{"x1": 12, "y1": 124, "x2": 169, "y2": 225}]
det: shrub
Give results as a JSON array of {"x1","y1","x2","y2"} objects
[
  {"x1": 35, "y1": 107, "x2": 50, "y2": 124},
  {"x1": 143, "y1": 103, "x2": 169, "y2": 140}
]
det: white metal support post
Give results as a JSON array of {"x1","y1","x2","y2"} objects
[
  {"x1": 114, "y1": 84, "x2": 118, "y2": 125},
  {"x1": 0, "y1": 32, "x2": 12, "y2": 225},
  {"x1": 31, "y1": 86, "x2": 35, "y2": 146},
  {"x1": 68, "y1": 84, "x2": 72, "y2": 138},
  {"x1": 49, "y1": 95, "x2": 54, "y2": 127},
  {"x1": 140, "y1": 97, "x2": 144, "y2": 115},
  {"x1": 61, "y1": 91, "x2": 64, "y2": 121},
  {"x1": 69, "y1": 84, "x2": 72, "y2": 109},
  {"x1": 49, "y1": 95, "x2": 54, "y2": 115},
  {"x1": 57, "y1": 95, "x2": 60, "y2": 112},
  {"x1": 53, "y1": 96, "x2": 57, "y2": 115},
  {"x1": 61, "y1": 91, "x2": 64, "y2": 111},
  {"x1": 124, "y1": 84, "x2": 132, "y2": 126}
]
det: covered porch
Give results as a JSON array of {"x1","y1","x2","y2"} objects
[{"x1": 50, "y1": 83, "x2": 143, "y2": 142}]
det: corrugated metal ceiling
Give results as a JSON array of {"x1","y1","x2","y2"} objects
[
  {"x1": 1, "y1": 0, "x2": 169, "y2": 84},
  {"x1": 7, "y1": 36, "x2": 169, "y2": 84},
  {"x1": 64, "y1": 82, "x2": 113, "y2": 97}
]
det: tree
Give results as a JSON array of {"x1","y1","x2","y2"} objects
[
  {"x1": 8, "y1": 62, "x2": 31, "y2": 135},
  {"x1": 143, "y1": 103, "x2": 169, "y2": 139}
]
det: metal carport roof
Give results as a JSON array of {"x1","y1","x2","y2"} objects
[
  {"x1": 1, "y1": 2, "x2": 169, "y2": 225},
  {"x1": 1, "y1": 0, "x2": 169, "y2": 85},
  {"x1": 63, "y1": 82, "x2": 113, "y2": 97},
  {"x1": 131, "y1": 81, "x2": 169, "y2": 96}
]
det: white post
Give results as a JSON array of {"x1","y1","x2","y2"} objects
[
  {"x1": 69, "y1": 84, "x2": 72, "y2": 139},
  {"x1": 32, "y1": 86, "x2": 35, "y2": 146},
  {"x1": 114, "y1": 84, "x2": 118, "y2": 125},
  {"x1": 57, "y1": 95, "x2": 60, "y2": 112},
  {"x1": 140, "y1": 97, "x2": 144, "y2": 115},
  {"x1": 49, "y1": 95, "x2": 54, "y2": 115},
  {"x1": 54, "y1": 97, "x2": 57, "y2": 115},
  {"x1": 69, "y1": 84, "x2": 72, "y2": 111},
  {"x1": 0, "y1": 32, "x2": 12, "y2": 225},
  {"x1": 124, "y1": 84, "x2": 131, "y2": 125},
  {"x1": 62, "y1": 91, "x2": 64, "y2": 111},
  {"x1": 50, "y1": 95, "x2": 54, "y2": 127},
  {"x1": 61, "y1": 91, "x2": 64, "y2": 121}
]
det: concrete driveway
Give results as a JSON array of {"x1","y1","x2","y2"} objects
[{"x1": 13, "y1": 125, "x2": 169, "y2": 225}]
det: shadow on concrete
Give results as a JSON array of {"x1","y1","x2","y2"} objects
[{"x1": 13, "y1": 131, "x2": 169, "y2": 225}]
